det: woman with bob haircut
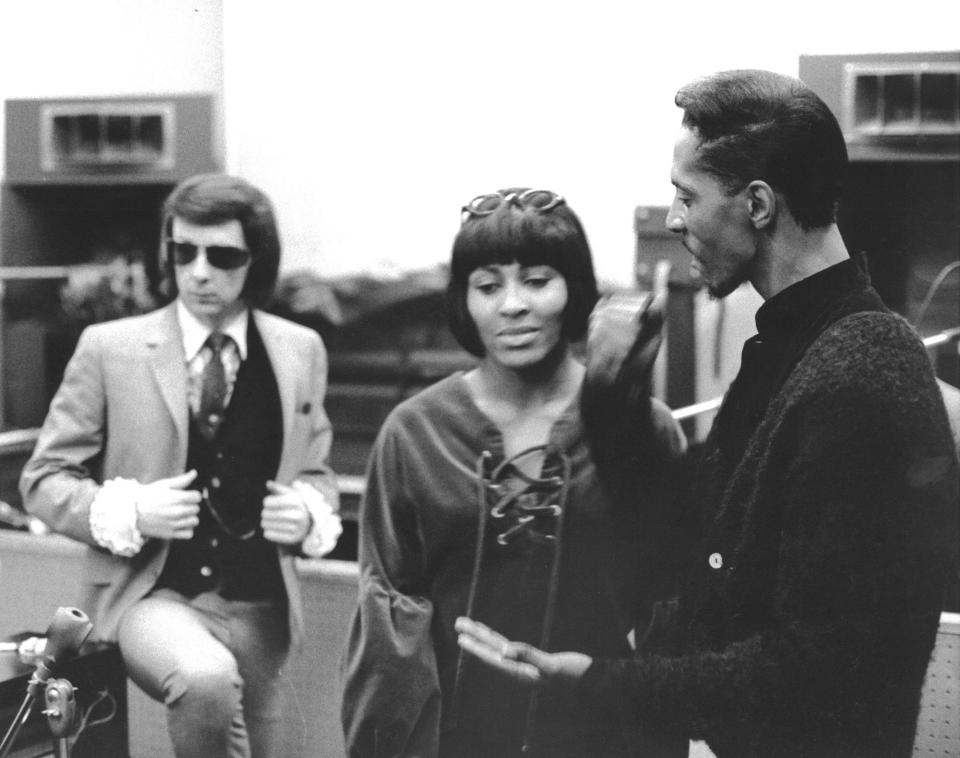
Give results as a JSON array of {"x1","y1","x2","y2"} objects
[{"x1": 341, "y1": 188, "x2": 685, "y2": 757}]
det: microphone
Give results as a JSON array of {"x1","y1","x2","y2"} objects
[
  {"x1": 0, "y1": 608, "x2": 93, "y2": 758},
  {"x1": 26, "y1": 608, "x2": 92, "y2": 698}
]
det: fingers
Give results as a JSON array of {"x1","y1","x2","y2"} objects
[
  {"x1": 261, "y1": 484, "x2": 310, "y2": 544},
  {"x1": 168, "y1": 509, "x2": 200, "y2": 540},
  {"x1": 262, "y1": 483, "x2": 302, "y2": 513},
  {"x1": 261, "y1": 519, "x2": 307, "y2": 544},
  {"x1": 455, "y1": 619, "x2": 542, "y2": 685},
  {"x1": 455, "y1": 617, "x2": 510, "y2": 648},
  {"x1": 587, "y1": 293, "x2": 651, "y2": 364},
  {"x1": 589, "y1": 291, "x2": 652, "y2": 333},
  {"x1": 586, "y1": 288, "x2": 667, "y2": 392},
  {"x1": 137, "y1": 501, "x2": 200, "y2": 540},
  {"x1": 266, "y1": 480, "x2": 294, "y2": 495},
  {"x1": 262, "y1": 492, "x2": 305, "y2": 515},
  {"x1": 642, "y1": 290, "x2": 666, "y2": 331},
  {"x1": 455, "y1": 618, "x2": 594, "y2": 690},
  {"x1": 263, "y1": 481, "x2": 306, "y2": 512},
  {"x1": 150, "y1": 470, "x2": 199, "y2": 490},
  {"x1": 458, "y1": 637, "x2": 542, "y2": 685},
  {"x1": 454, "y1": 618, "x2": 543, "y2": 684}
]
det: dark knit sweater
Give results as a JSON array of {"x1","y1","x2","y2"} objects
[{"x1": 581, "y1": 256, "x2": 960, "y2": 758}]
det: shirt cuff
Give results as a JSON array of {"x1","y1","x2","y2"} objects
[
  {"x1": 292, "y1": 480, "x2": 342, "y2": 558},
  {"x1": 89, "y1": 477, "x2": 146, "y2": 557}
]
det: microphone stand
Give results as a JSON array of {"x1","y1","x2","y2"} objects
[{"x1": 0, "y1": 607, "x2": 92, "y2": 758}]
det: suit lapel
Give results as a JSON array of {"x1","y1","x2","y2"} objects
[
  {"x1": 255, "y1": 311, "x2": 299, "y2": 472},
  {"x1": 144, "y1": 309, "x2": 302, "y2": 474},
  {"x1": 146, "y1": 303, "x2": 190, "y2": 450}
]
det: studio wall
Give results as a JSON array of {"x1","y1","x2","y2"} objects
[
  {"x1": 0, "y1": 1, "x2": 957, "y2": 286},
  {"x1": 221, "y1": 0, "x2": 960, "y2": 284}
]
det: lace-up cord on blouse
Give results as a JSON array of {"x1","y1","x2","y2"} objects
[{"x1": 449, "y1": 444, "x2": 571, "y2": 752}]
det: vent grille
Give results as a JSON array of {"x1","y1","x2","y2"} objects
[
  {"x1": 39, "y1": 102, "x2": 175, "y2": 171},
  {"x1": 843, "y1": 62, "x2": 960, "y2": 142}
]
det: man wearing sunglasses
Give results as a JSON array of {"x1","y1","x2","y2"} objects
[{"x1": 21, "y1": 173, "x2": 342, "y2": 758}]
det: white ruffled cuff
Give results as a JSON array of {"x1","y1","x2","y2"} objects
[
  {"x1": 89, "y1": 477, "x2": 146, "y2": 557},
  {"x1": 292, "y1": 480, "x2": 342, "y2": 558}
]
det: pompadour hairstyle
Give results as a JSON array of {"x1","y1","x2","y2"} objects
[{"x1": 675, "y1": 69, "x2": 848, "y2": 229}]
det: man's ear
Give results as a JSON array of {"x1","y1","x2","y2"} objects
[{"x1": 745, "y1": 181, "x2": 776, "y2": 229}]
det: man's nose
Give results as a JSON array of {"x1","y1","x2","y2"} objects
[
  {"x1": 187, "y1": 249, "x2": 212, "y2": 278},
  {"x1": 665, "y1": 200, "x2": 685, "y2": 233}
]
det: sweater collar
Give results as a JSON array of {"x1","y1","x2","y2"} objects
[{"x1": 754, "y1": 253, "x2": 871, "y2": 343}]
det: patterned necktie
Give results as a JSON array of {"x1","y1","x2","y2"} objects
[{"x1": 198, "y1": 332, "x2": 229, "y2": 440}]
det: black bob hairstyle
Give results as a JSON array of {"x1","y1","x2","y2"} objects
[
  {"x1": 446, "y1": 188, "x2": 599, "y2": 357},
  {"x1": 156, "y1": 173, "x2": 281, "y2": 308}
]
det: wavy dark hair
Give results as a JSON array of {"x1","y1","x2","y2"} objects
[
  {"x1": 156, "y1": 173, "x2": 281, "y2": 307},
  {"x1": 447, "y1": 188, "x2": 599, "y2": 357},
  {"x1": 675, "y1": 69, "x2": 847, "y2": 229}
]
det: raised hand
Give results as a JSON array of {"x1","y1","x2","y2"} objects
[
  {"x1": 581, "y1": 290, "x2": 678, "y2": 498},
  {"x1": 585, "y1": 290, "x2": 665, "y2": 395},
  {"x1": 135, "y1": 470, "x2": 202, "y2": 540},
  {"x1": 455, "y1": 617, "x2": 592, "y2": 688}
]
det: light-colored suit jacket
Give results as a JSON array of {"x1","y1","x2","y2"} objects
[{"x1": 20, "y1": 302, "x2": 338, "y2": 646}]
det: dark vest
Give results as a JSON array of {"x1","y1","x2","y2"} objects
[{"x1": 156, "y1": 318, "x2": 285, "y2": 601}]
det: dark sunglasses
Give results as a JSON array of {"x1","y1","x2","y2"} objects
[
  {"x1": 166, "y1": 240, "x2": 252, "y2": 270},
  {"x1": 461, "y1": 189, "x2": 565, "y2": 223}
]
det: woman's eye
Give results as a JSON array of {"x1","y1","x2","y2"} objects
[
  {"x1": 525, "y1": 277, "x2": 549, "y2": 288},
  {"x1": 473, "y1": 281, "x2": 499, "y2": 294}
]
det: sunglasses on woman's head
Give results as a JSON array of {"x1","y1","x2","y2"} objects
[
  {"x1": 166, "y1": 240, "x2": 252, "y2": 270},
  {"x1": 461, "y1": 189, "x2": 565, "y2": 223}
]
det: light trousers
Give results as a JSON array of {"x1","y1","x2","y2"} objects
[{"x1": 116, "y1": 588, "x2": 289, "y2": 758}]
